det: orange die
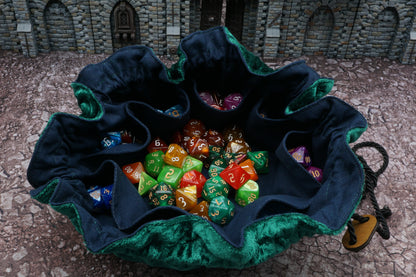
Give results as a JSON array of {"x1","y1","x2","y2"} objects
[
  {"x1": 147, "y1": 137, "x2": 169, "y2": 153},
  {"x1": 183, "y1": 119, "x2": 206, "y2": 138},
  {"x1": 164, "y1": 144, "x2": 188, "y2": 168},
  {"x1": 180, "y1": 170, "x2": 207, "y2": 198},
  {"x1": 175, "y1": 185, "x2": 198, "y2": 211},
  {"x1": 187, "y1": 137, "x2": 210, "y2": 161},
  {"x1": 122, "y1": 162, "x2": 144, "y2": 184},
  {"x1": 219, "y1": 162, "x2": 251, "y2": 190},
  {"x1": 239, "y1": 159, "x2": 258, "y2": 181},
  {"x1": 190, "y1": 200, "x2": 211, "y2": 221}
]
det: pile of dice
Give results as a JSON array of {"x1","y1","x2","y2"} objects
[
  {"x1": 199, "y1": 91, "x2": 243, "y2": 110},
  {"x1": 288, "y1": 146, "x2": 323, "y2": 182}
]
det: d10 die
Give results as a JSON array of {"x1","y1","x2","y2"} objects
[
  {"x1": 186, "y1": 137, "x2": 209, "y2": 161},
  {"x1": 202, "y1": 176, "x2": 230, "y2": 202},
  {"x1": 148, "y1": 183, "x2": 175, "y2": 207},
  {"x1": 157, "y1": 165, "x2": 184, "y2": 189},
  {"x1": 182, "y1": 156, "x2": 203, "y2": 172},
  {"x1": 122, "y1": 161, "x2": 144, "y2": 185},
  {"x1": 239, "y1": 159, "x2": 258, "y2": 181},
  {"x1": 147, "y1": 137, "x2": 169, "y2": 153},
  {"x1": 175, "y1": 185, "x2": 198, "y2": 211},
  {"x1": 209, "y1": 196, "x2": 235, "y2": 225},
  {"x1": 183, "y1": 119, "x2": 206, "y2": 138},
  {"x1": 138, "y1": 172, "x2": 158, "y2": 195},
  {"x1": 219, "y1": 162, "x2": 251, "y2": 190},
  {"x1": 164, "y1": 143, "x2": 188, "y2": 168},
  {"x1": 288, "y1": 146, "x2": 311, "y2": 168},
  {"x1": 247, "y1": 151, "x2": 269, "y2": 174},
  {"x1": 179, "y1": 170, "x2": 207, "y2": 198},
  {"x1": 235, "y1": 180, "x2": 259, "y2": 207},
  {"x1": 144, "y1": 150, "x2": 165, "y2": 178},
  {"x1": 307, "y1": 166, "x2": 323, "y2": 182},
  {"x1": 189, "y1": 200, "x2": 211, "y2": 221}
]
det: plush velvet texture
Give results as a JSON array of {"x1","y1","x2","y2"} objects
[{"x1": 27, "y1": 26, "x2": 367, "y2": 270}]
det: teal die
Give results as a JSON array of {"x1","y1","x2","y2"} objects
[
  {"x1": 202, "y1": 176, "x2": 230, "y2": 202},
  {"x1": 144, "y1": 150, "x2": 165, "y2": 177},
  {"x1": 157, "y1": 165, "x2": 184, "y2": 189},
  {"x1": 247, "y1": 151, "x2": 269, "y2": 174},
  {"x1": 182, "y1": 156, "x2": 203, "y2": 172},
  {"x1": 209, "y1": 195, "x2": 235, "y2": 225},
  {"x1": 209, "y1": 145, "x2": 224, "y2": 161}
]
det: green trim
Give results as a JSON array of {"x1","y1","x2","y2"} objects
[
  {"x1": 285, "y1": 78, "x2": 334, "y2": 114},
  {"x1": 31, "y1": 179, "x2": 60, "y2": 204},
  {"x1": 52, "y1": 203, "x2": 85, "y2": 236},
  {"x1": 167, "y1": 47, "x2": 187, "y2": 84},
  {"x1": 71, "y1": 82, "x2": 103, "y2": 120},
  {"x1": 346, "y1": 126, "x2": 368, "y2": 144}
]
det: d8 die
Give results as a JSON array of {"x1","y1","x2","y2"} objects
[
  {"x1": 144, "y1": 150, "x2": 165, "y2": 178},
  {"x1": 247, "y1": 151, "x2": 269, "y2": 174},
  {"x1": 148, "y1": 183, "x2": 175, "y2": 207},
  {"x1": 182, "y1": 156, "x2": 203, "y2": 172},
  {"x1": 175, "y1": 185, "x2": 198, "y2": 211},
  {"x1": 288, "y1": 146, "x2": 311, "y2": 168},
  {"x1": 147, "y1": 137, "x2": 169, "y2": 153},
  {"x1": 202, "y1": 176, "x2": 230, "y2": 202},
  {"x1": 307, "y1": 166, "x2": 323, "y2": 182},
  {"x1": 138, "y1": 172, "x2": 158, "y2": 195},
  {"x1": 190, "y1": 200, "x2": 211, "y2": 221},
  {"x1": 164, "y1": 144, "x2": 188, "y2": 168},
  {"x1": 157, "y1": 165, "x2": 184, "y2": 189},
  {"x1": 179, "y1": 170, "x2": 207, "y2": 198},
  {"x1": 209, "y1": 196, "x2": 235, "y2": 225},
  {"x1": 235, "y1": 180, "x2": 259, "y2": 207},
  {"x1": 219, "y1": 162, "x2": 251, "y2": 190}
]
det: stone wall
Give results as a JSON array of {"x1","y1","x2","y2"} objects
[{"x1": 0, "y1": 0, "x2": 415, "y2": 64}]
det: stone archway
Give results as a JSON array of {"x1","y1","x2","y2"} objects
[{"x1": 110, "y1": 1, "x2": 141, "y2": 51}]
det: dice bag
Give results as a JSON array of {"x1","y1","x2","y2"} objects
[{"x1": 28, "y1": 26, "x2": 367, "y2": 270}]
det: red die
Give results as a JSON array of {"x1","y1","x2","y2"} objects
[
  {"x1": 147, "y1": 137, "x2": 168, "y2": 153},
  {"x1": 122, "y1": 162, "x2": 144, "y2": 184},
  {"x1": 203, "y1": 129, "x2": 225, "y2": 147},
  {"x1": 220, "y1": 162, "x2": 251, "y2": 190},
  {"x1": 186, "y1": 137, "x2": 210, "y2": 161},
  {"x1": 180, "y1": 170, "x2": 207, "y2": 198}
]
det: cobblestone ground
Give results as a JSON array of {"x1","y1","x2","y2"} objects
[{"x1": 0, "y1": 50, "x2": 415, "y2": 276}]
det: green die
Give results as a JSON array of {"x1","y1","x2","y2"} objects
[
  {"x1": 138, "y1": 172, "x2": 158, "y2": 195},
  {"x1": 208, "y1": 195, "x2": 235, "y2": 225},
  {"x1": 202, "y1": 176, "x2": 230, "y2": 202},
  {"x1": 148, "y1": 182, "x2": 175, "y2": 207},
  {"x1": 209, "y1": 145, "x2": 224, "y2": 161},
  {"x1": 247, "y1": 151, "x2": 269, "y2": 174},
  {"x1": 144, "y1": 150, "x2": 165, "y2": 177},
  {"x1": 157, "y1": 165, "x2": 184, "y2": 189},
  {"x1": 222, "y1": 152, "x2": 234, "y2": 165},
  {"x1": 182, "y1": 156, "x2": 203, "y2": 172},
  {"x1": 208, "y1": 164, "x2": 225, "y2": 178},
  {"x1": 235, "y1": 180, "x2": 259, "y2": 207}
]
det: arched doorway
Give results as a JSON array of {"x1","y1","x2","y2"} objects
[
  {"x1": 111, "y1": 1, "x2": 140, "y2": 51},
  {"x1": 225, "y1": 0, "x2": 245, "y2": 40},
  {"x1": 200, "y1": 0, "x2": 223, "y2": 31}
]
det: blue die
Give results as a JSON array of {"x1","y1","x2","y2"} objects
[
  {"x1": 101, "y1": 132, "x2": 122, "y2": 149},
  {"x1": 88, "y1": 184, "x2": 113, "y2": 210},
  {"x1": 164, "y1": 105, "x2": 184, "y2": 118}
]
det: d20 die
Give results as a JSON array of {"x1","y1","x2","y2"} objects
[
  {"x1": 189, "y1": 200, "x2": 211, "y2": 221},
  {"x1": 144, "y1": 150, "x2": 165, "y2": 178},
  {"x1": 138, "y1": 172, "x2": 158, "y2": 195},
  {"x1": 182, "y1": 156, "x2": 203, "y2": 172},
  {"x1": 288, "y1": 146, "x2": 311, "y2": 168},
  {"x1": 175, "y1": 185, "x2": 198, "y2": 211},
  {"x1": 235, "y1": 180, "x2": 259, "y2": 207},
  {"x1": 122, "y1": 161, "x2": 144, "y2": 185},
  {"x1": 148, "y1": 183, "x2": 175, "y2": 207},
  {"x1": 202, "y1": 176, "x2": 230, "y2": 202},
  {"x1": 157, "y1": 165, "x2": 184, "y2": 189},
  {"x1": 247, "y1": 151, "x2": 269, "y2": 174},
  {"x1": 209, "y1": 196, "x2": 235, "y2": 225},
  {"x1": 164, "y1": 143, "x2": 188, "y2": 168},
  {"x1": 219, "y1": 162, "x2": 251, "y2": 190},
  {"x1": 179, "y1": 170, "x2": 207, "y2": 198},
  {"x1": 147, "y1": 137, "x2": 169, "y2": 153}
]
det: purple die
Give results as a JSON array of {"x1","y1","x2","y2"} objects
[
  {"x1": 101, "y1": 132, "x2": 122, "y2": 149},
  {"x1": 223, "y1": 93, "x2": 243, "y2": 110},
  {"x1": 165, "y1": 105, "x2": 184, "y2": 118},
  {"x1": 288, "y1": 146, "x2": 312, "y2": 168},
  {"x1": 199, "y1": 91, "x2": 216, "y2": 106},
  {"x1": 308, "y1": 166, "x2": 323, "y2": 182}
]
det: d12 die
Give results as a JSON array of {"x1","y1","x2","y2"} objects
[
  {"x1": 247, "y1": 151, "x2": 269, "y2": 174},
  {"x1": 209, "y1": 196, "x2": 235, "y2": 225},
  {"x1": 157, "y1": 165, "x2": 184, "y2": 189},
  {"x1": 138, "y1": 172, "x2": 158, "y2": 195},
  {"x1": 235, "y1": 180, "x2": 259, "y2": 207},
  {"x1": 147, "y1": 137, "x2": 169, "y2": 153},
  {"x1": 164, "y1": 144, "x2": 188, "y2": 168},
  {"x1": 144, "y1": 150, "x2": 165, "y2": 178},
  {"x1": 189, "y1": 200, "x2": 211, "y2": 221},
  {"x1": 148, "y1": 183, "x2": 175, "y2": 207},
  {"x1": 219, "y1": 162, "x2": 251, "y2": 190},
  {"x1": 202, "y1": 176, "x2": 230, "y2": 202},
  {"x1": 175, "y1": 185, "x2": 198, "y2": 211},
  {"x1": 179, "y1": 170, "x2": 207, "y2": 198},
  {"x1": 288, "y1": 146, "x2": 311, "y2": 168},
  {"x1": 122, "y1": 161, "x2": 144, "y2": 184}
]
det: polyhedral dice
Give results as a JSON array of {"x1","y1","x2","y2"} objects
[
  {"x1": 223, "y1": 92, "x2": 243, "y2": 110},
  {"x1": 165, "y1": 105, "x2": 184, "y2": 118},
  {"x1": 144, "y1": 150, "x2": 165, "y2": 178},
  {"x1": 189, "y1": 200, "x2": 210, "y2": 221},
  {"x1": 182, "y1": 156, "x2": 204, "y2": 172},
  {"x1": 164, "y1": 143, "x2": 188, "y2": 168},
  {"x1": 307, "y1": 166, "x2": 323, "y2": 182},
  {"x1": 247, "y1": 151, "x2": 269, "y2": 174},
  {"x1": 235, "y1": 180, "x2": 259, "y2": 207},
  {"x1": 225, "y1": 138, "x2": 251, "y2": 154},
  {"x1": 179, "y1": 170, "x2": 207, "y2": 198},
  {"x1": 183, "y1": 119, "x2": 206, "y2": 138},
  {"x1": 186, "y1": 137, "x2": 209, "y2": 161},
  {"x1": 175, "y1": 185, "x2": 198, "y2": 211},
  {"x1": 101, "y1": 132, "x2": 122, "y2": 149},
  {"x1": 88, "y1": 184, "x2": 113, "y2": 210},
  {"x1": 223, "y1": 125, "x2": 244, "y2": 143},
  {"x1": 199, "y1": 91, "x2": 216, "y2": 106},
  {"x1": 138, "y1": 172, "x2": 158, "y2": 195},
  {"x1": 120, "y1": 130, "x2": 134, "y2": 143},
  {"x1": 209, "y1": 196, "x2": 235, "y2": 225},
  {"x1": 157, "y1": 165, "x2": 184, "y2": 189},
  {"x1": 208, "y1": 145, "x2": 224, "y2": 162},
  {"x1": 208, "y1": 157, "x2": 227, "y2": 178},
  {"x1": 122, "y1": 161, "x2": 144, "y2": 184},
  {"x1": 202, "y1": 176, "x2": 230, "y2": 202},
  {"x1": 148, "y1": 183, "x2": 175, "y2": 207},
  {"x1": 219, "y1": 162, "x2": 251, "y2": 190},
  {"x1": 239, "y1": 159, "x2": 258, "y2": 181},
  {"x1": 147, "y1": 137, "x2": 169, "y2": 153},
  {"x1": 288, "y1": 146, "x2": 312, "y2": 168},
  {"x1": 203, "y1": 129, "x2": 225, "y2": 147}
]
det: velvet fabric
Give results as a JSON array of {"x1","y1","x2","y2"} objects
[{"x1": 27, "y1": 27, "x2": 367, "y2": 270}]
